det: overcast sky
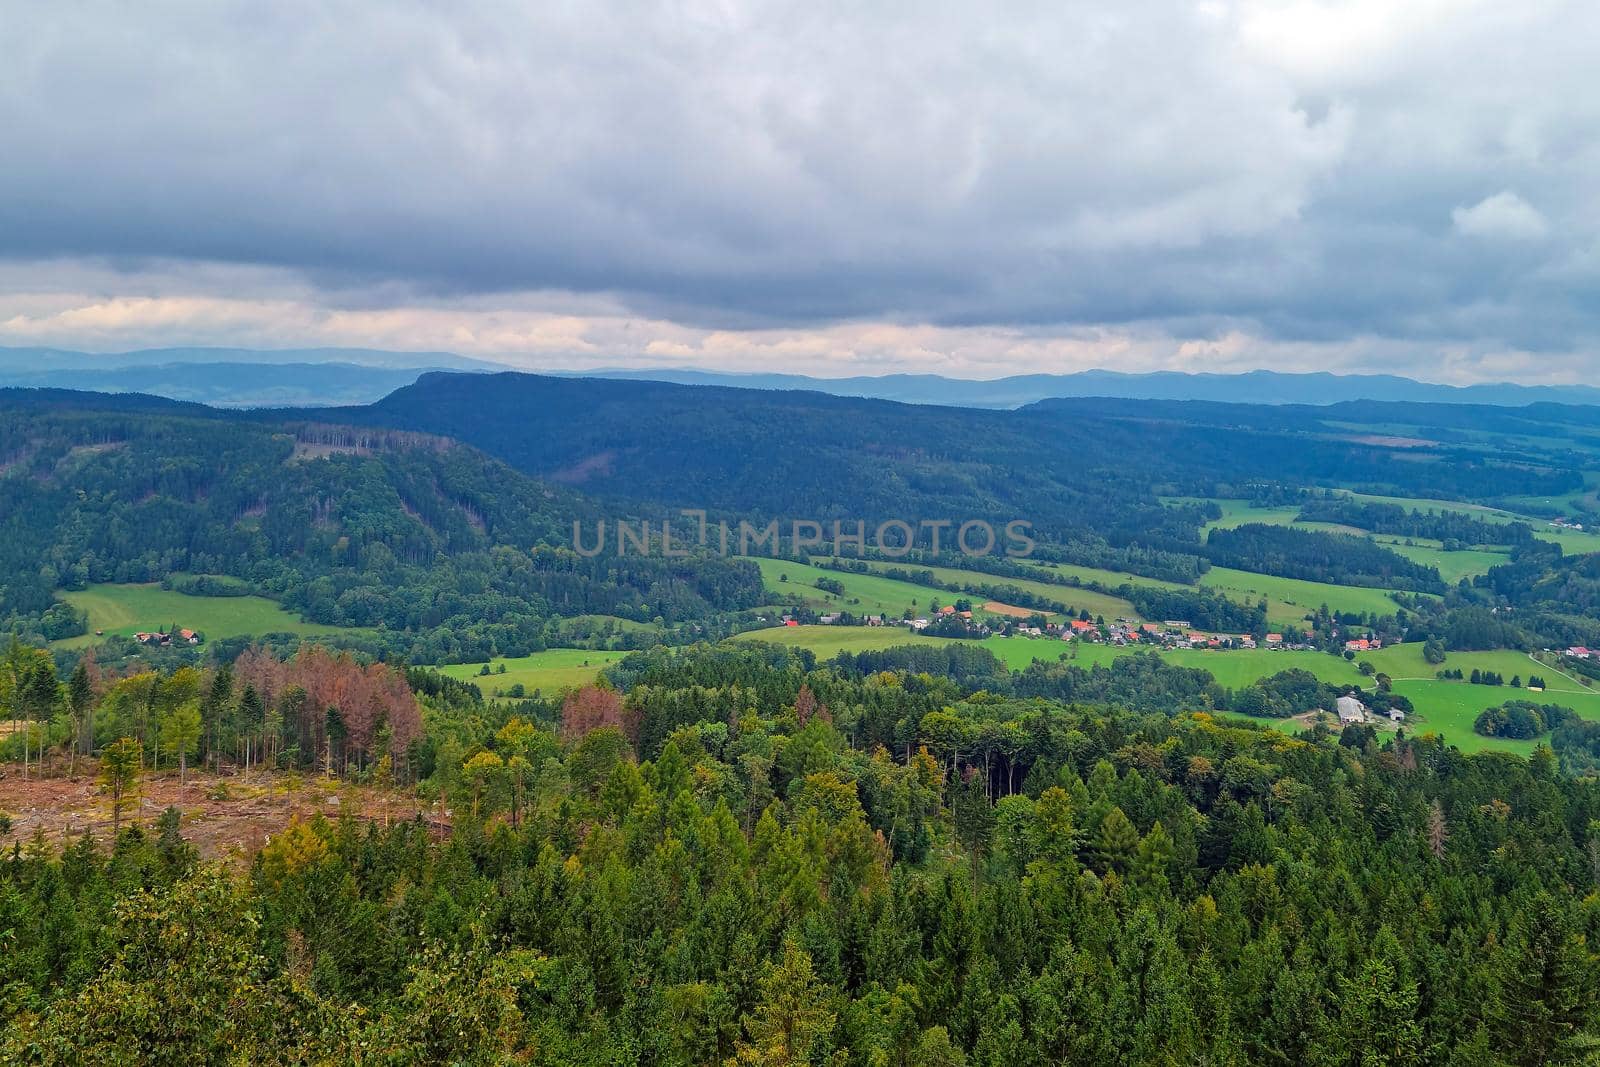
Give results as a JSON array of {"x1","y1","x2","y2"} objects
[{"x1": 2, "y1": 1, "x2": 1596, "y2": 382}]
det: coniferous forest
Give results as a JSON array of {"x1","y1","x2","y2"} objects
[{"x1": 4, "y1": 642, "x2": 1600, "y2": 1064}]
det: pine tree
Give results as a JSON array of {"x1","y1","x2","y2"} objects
[
  {"x1": 99, "y1": 737, "x2": 143, "y2": 835},
  {"x1": 1096, "y1": 806, "x2": 1140, "y2": 874},
  {"x1": 733, "y1": 939, "x2": 837, "y2": 1065}
]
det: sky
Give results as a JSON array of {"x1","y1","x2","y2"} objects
[{"x1": 2, "y1": 1, "x2": 1597, "y2": 383}]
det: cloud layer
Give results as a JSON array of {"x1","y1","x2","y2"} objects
[{"x1": 2, "y1": 1, "x2": 1597, "y2": 380}]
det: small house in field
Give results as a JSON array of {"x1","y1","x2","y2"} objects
[
  {"x1": 1345, "y1": 638, "x2": 1371, "y2": 653},
  {"x1": 1567, "y1": 647, "x2": 1592, "y2": 659},
  {"x1": 1336, "y1": 695, "x2": 1368, "y2": 725},
  {"x1": 1265, "y1": 633, "x2": 1284, "y2": 648},
  {"x1": 1388, "y1": 707, "x2": 1406, "y2": 722}
]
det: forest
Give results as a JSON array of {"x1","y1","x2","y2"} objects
[
  {"x1": 0, "y1": 403, "x2": 767, "y2": 659},
  {"x1": 1203, "y1": 524, "x2": 1446, "y2": 593},
  {"x1": 4, "y1": 642, "x2": 1600, "y2": 1064}
]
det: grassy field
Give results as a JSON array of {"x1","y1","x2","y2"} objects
[
  {"x1": 732, "y1": 625, "x2": 964, "y2": 655},
  {"x1": 437, "y1": 649, "x2": 630, "y2": 698},
  {"x1": 851, "y1": 559, "x2": 1138, "y2": 621},
  {"x1": 1379, "y1": 542, "x2": 1510, "y2": 583},
  {"x1": 737, "y1": 626, "x2": 1365, "y2": 687},
  {"x1": 743, "y1": 557, "x2": 971, "y2": 619},
  {"x1": 1196, "y1": 493, "x2": 1596, "y2": 557},
  {"x1": 53, "y1": 583, "x2": 358, "y2": 649},
  {"x1": 1198, "y1": 566, "x2": 1410, "y2": 624},
  {"x1": 563, "y1": 614, "x2": 660, "y2": 633},
  {"x1": 1018, "y1": 559, "x2": 1189, "y2": 594},
  {"x1": 1343, "y1": 491, "x2": 1600, "y2": 554},
  {"x1": 1201, "y1": 501, "x2": 1302, "y2": 532},
  {"x1": 734, "y1": 627, "x2": 1600, "y2": 754}
]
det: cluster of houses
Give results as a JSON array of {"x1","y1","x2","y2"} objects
[
  {"x1": 999, "y1": 615, "x2": 1320, "y2": 652},
  {"x1": 132, "y1": 628, "x2": 202, "y2": 647},
  {"x1": 794, "y1": 604, "x2": 1390, "y2": 656},
  {"x1": 787, "y1": 602, "x2": 1392, "y2": 661},
  {"x1": 1566, "y1": 646, "x2": 1595, "y2": 659}
]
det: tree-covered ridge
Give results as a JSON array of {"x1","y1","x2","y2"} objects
[
  {"x1": 4, "y1": 643, "x2": 1600, "y2": 1063},
  {"x1": 0, "y1": 406, "x2": 767, "y2": 659},
  {"x1": 1204, "y1": 523, "x2": 1446, "y2": 592},
  {"x1": 1296, "y1": 497, "x2": 1536, "y2": 547}
]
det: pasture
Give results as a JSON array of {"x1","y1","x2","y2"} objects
[
  {"x1": 53, "y1": 583, "x2": 358, "y2": 649},
  {"x1": 1380, "y1": 543, "x2": 1509, "y2": 583},
  {"x1": 436, "y1": 649, "x2": 629, "y2": 698},
  {"x1": 734, "y1": 627, "x2": 1599, "y2": 754},
  {"x1": 851, "y1": 559, "x2": 1138, "y2": 621},
  {"x1": 743, "y1": 556, "x2": 968, "y2": 619},
  {"x1": 1018, "y1": 559, "x2": 1188, "y2": 594},
  {"x1": 736, "y1": 626, "x2": 1365, "y2": 688},
  {"x1": 1198, "y1": 566, "x2": 1410, "y2": 624}
]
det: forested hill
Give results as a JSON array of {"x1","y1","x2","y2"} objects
[
  {"x1": 331, "y1": 371, "x2": 1182, "y2": 541},
  {"x1": 0, "y1": 399, "x2": 765, "y2": 657},
  {"x1": 295, "y1": 370, "x2": 1584, "y2": 524}
]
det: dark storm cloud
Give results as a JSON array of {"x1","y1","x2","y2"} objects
[{"x1": 1, "y1": 0, "x2": 1597, "y2": 361}]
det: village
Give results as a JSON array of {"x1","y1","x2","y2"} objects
[
  {"x1": 780, "y1": 600, "x2": 1387, "y2": 656},
  {"x1": 129, "y1": 626, "x2": 203, "y2": 647}
]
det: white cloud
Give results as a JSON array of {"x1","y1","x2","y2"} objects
[
  {"x1": 3, "y1": 268, "x2": 1596, "y2": 387},
  {"x1": 0, "y1": 2, "x2": 1596, "y2": 374},
  {"x1": 1453, "y1": 191, "x2": 1550, "y2": 241}
]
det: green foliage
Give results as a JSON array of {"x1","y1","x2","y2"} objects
[
  {"x1": 4, "y1": 644, "x2": 1600, "y2": 1063},
  {"x1": 1205, "y1": 522, "x2": 1446, "y2": 592}
]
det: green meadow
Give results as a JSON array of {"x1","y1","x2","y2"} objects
[
  {"x1": 1017, "y1": 559, "x2": 1188, "y2": 594},
  {"x1": 1343, "y1": 490, "x2": 1600, "y2": 553},
  {"x1": 1197, "y1": 566, "x2": 1410, "y2": 624},
  {"x1": 743, "y1": 556, "x2": 966, "y2": 619},
  {"x1": 850, "y1": 559, "x2": 1138, "y2": 621},
  {"x1": 733, "y1": 627, "x2": 1600, "y2": 754},
  {"x1": 1374, "y1": 541, "x2": 1509, "y2": 583},
  {"x1": 1201, "y1": 500, "x2": 1302, "y2": 532},
  {"x1": 53, "y1": 583, "x2": 359, "y2": 649},
  {"x1": 437, "y1": 649, "x2": 630, "y2": 698},
  {"x1": 732, "y1": 624, "x2": 962, "y2": 655},
  {"x1": 738, "y1": 626, "x2": 1365, "y2": 687}
]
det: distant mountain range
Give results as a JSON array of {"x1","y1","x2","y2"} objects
[
  {"x1": 0, "y1": 346, "x2": 502, "y2": 406},
  {"x1": 563, "y1": 367, "x2": 1600, "y2": 409},
  {"x1": 3, "y1": 345, "x2": 1598, "y2": 409}
]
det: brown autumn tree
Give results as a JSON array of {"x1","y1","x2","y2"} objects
[
  {"x1": 560, "y1": 684, "x2": 638, "y2": 746},
  {"x1": 232, "y1": 645, "x2": 421, "y2": 773}
]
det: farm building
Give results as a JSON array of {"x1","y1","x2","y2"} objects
[{"x1": 1336, "y1": 695, "x2": 1368, "y2": 725}]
